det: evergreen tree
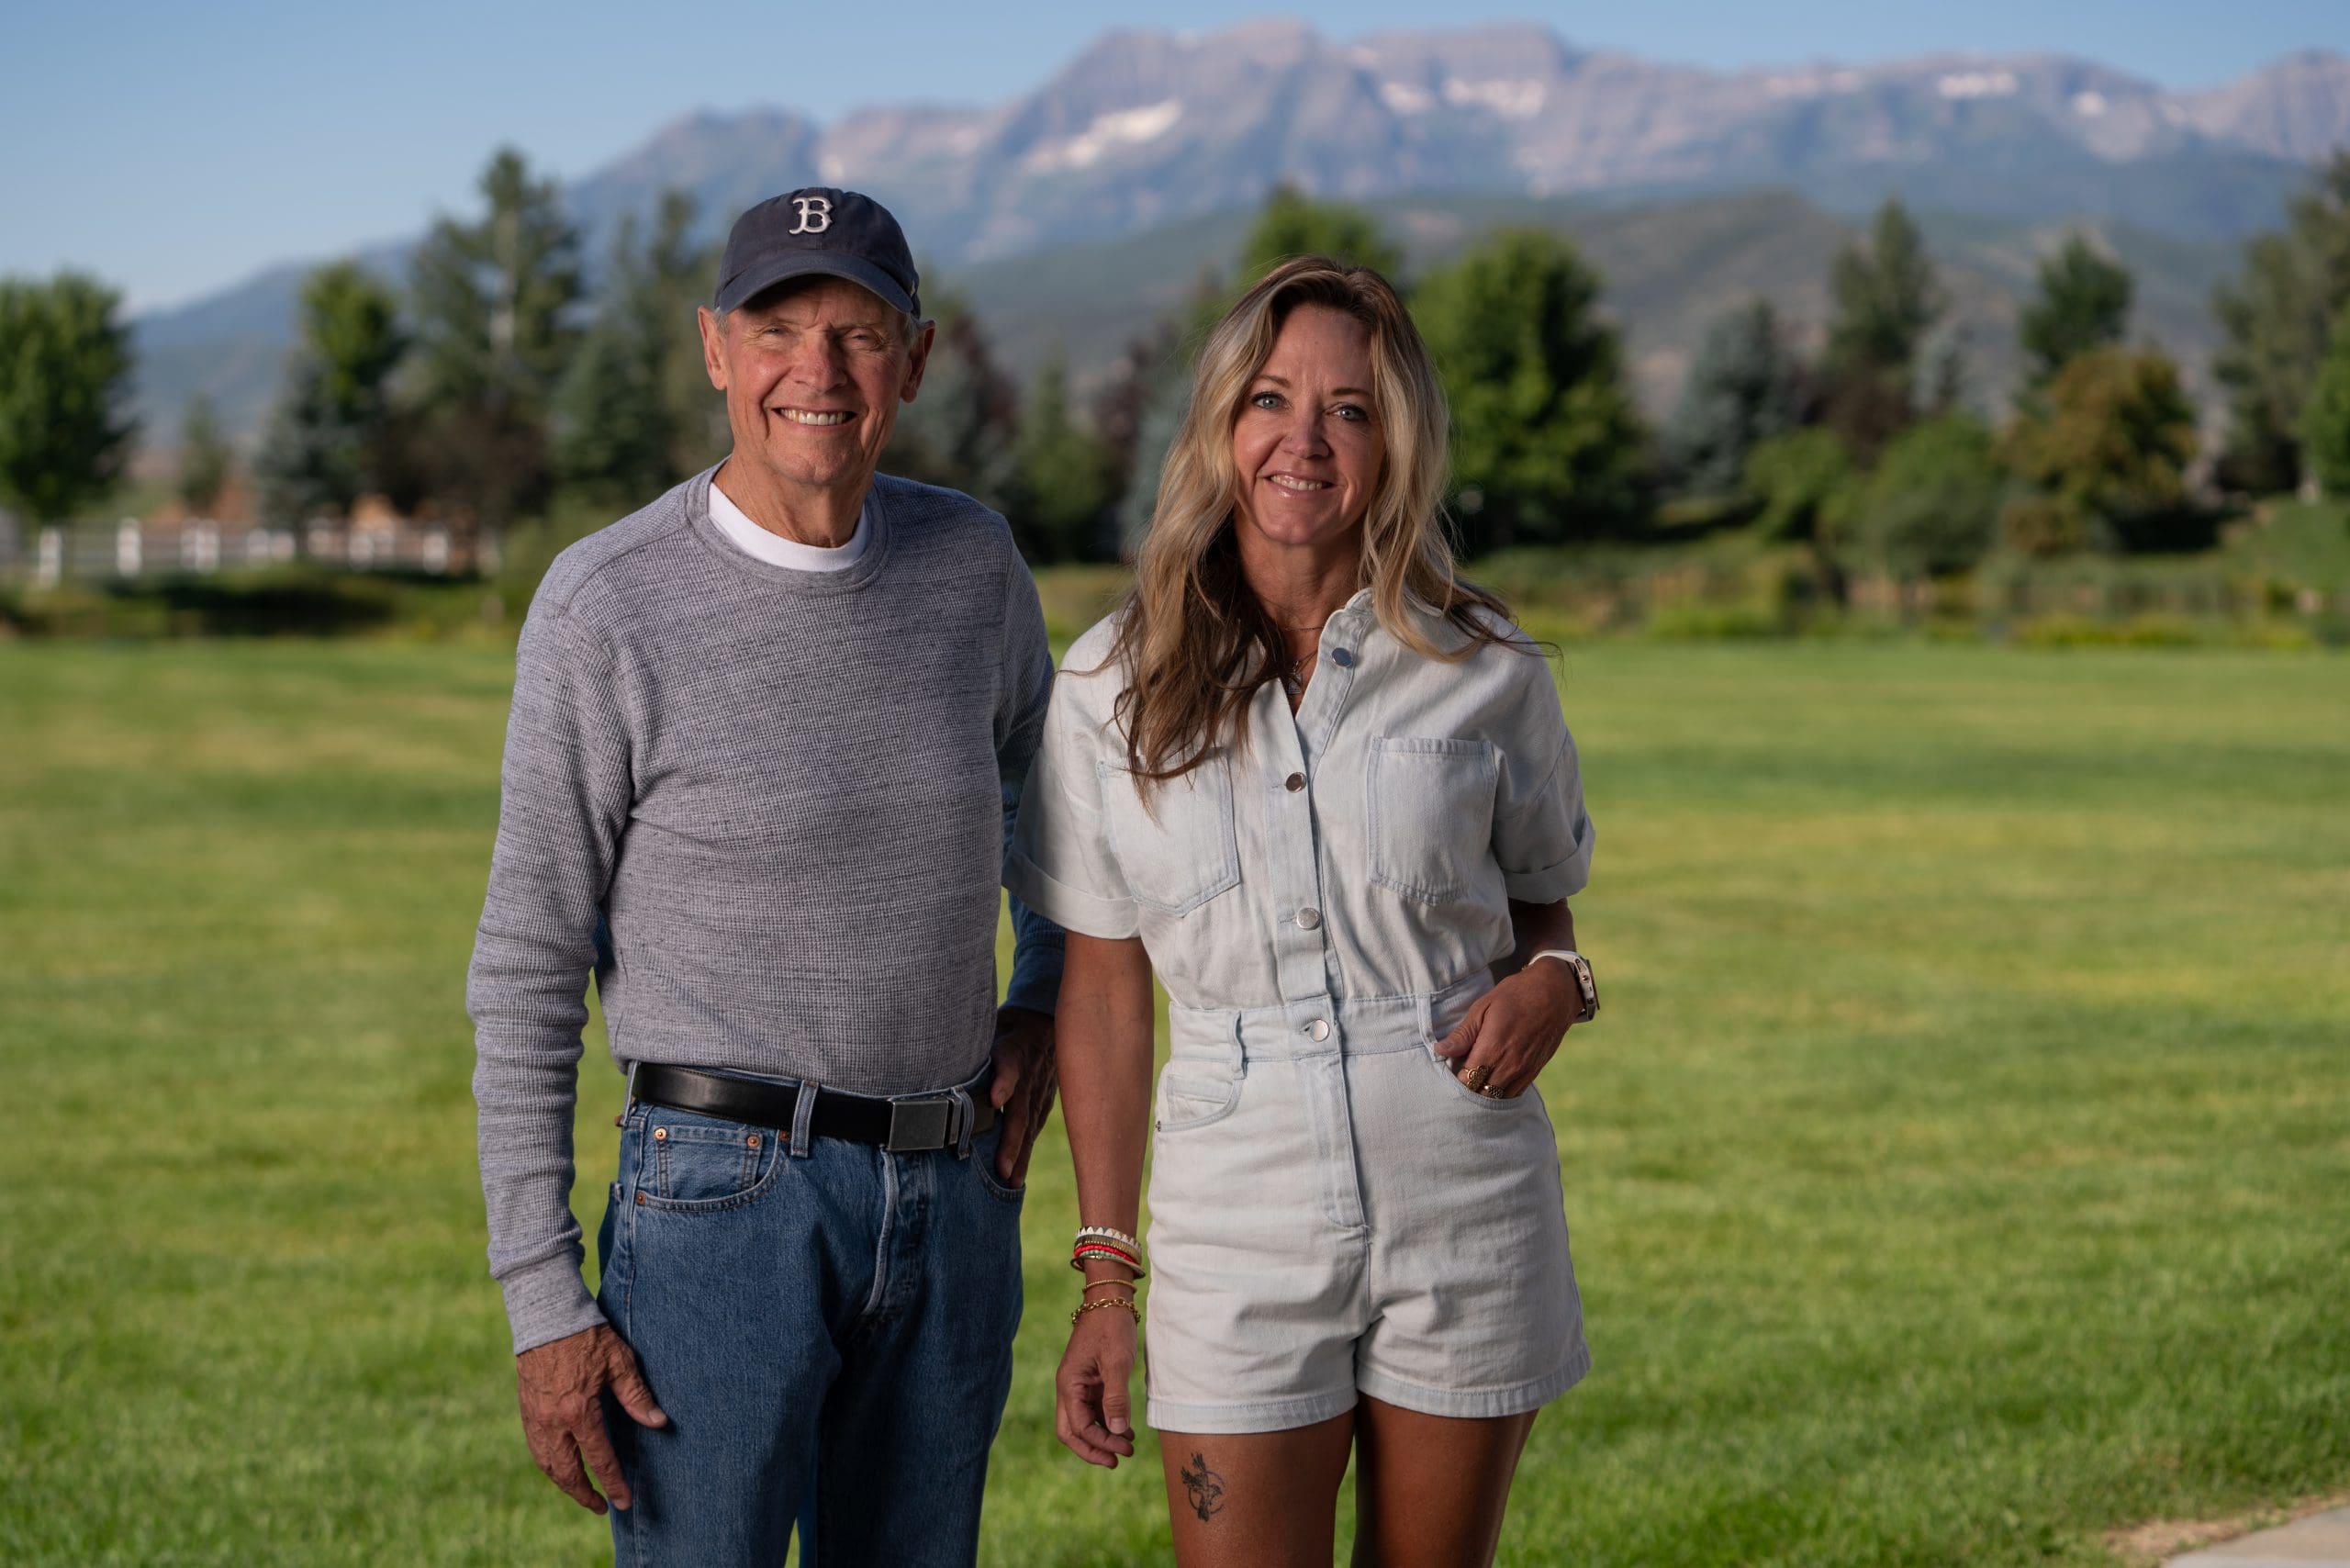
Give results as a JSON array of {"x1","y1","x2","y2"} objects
[
  {"x1": 1413, "y1": 228, "x2": 1647, "y2": 552},
  {"x1": 408, "y1": 148, "x2": 583, "y2": 535},
  {"x1": 255, "y1": 262, "x2": 407, "y2": 540},
  {"x1": 2020, "y1": 234, "x2": 2132, "y2": 388},
  {"x1": 176, "y1": 394, "x2": 233, "y2": 517},
  {"x1": 554, "y1": 196, "x2": 711, "y2": 505},
  {"x1": 2211, "y1": 152, "x2": 2350, "y2": 494},
  {"x1": 0, "y1": 271, "x2": 135, "y2": 524},
  {"x1": 1664, "y1": 298, "x2": 1804, "y2": 497},
  {"x1": 2298, "y1": 301, "x2": 2350, "y2": 498},
  {"x1": 1008, "y1": 356, "x2": 1117, "y2": 563},
  {"x1": 2004, "y1": 345, "x2": 2199, "y2": 553},
  {"x1": 1820, "y1": 200, "x2": 1946, "y2": 459},
  {"x1": 884, "y1": 292, "x2": 1020, "y2": 513}
]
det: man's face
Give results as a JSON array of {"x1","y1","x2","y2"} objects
[{"x1": 698, "y1": 275, "x2": 934, "y2": 499}]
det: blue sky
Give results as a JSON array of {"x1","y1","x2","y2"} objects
[{"x1": 5, "y1": 0, "x2": 2345, "y2": 312}]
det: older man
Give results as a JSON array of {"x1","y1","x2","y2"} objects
[{"x1": 467, "y1": 187, "x2": 1061, "y2": 1564}]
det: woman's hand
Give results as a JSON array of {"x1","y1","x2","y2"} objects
[
  {"x1": 1432, "y1": 957, "x2": 1584, "y2": 1099},
  {"x1": 1056, "y1": 1303, "x2": 1140, "y2": 1467}
]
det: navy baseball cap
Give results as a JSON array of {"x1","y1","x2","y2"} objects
[{"x1": 713, "y1": 187, "x2": 922, "y2": 319}]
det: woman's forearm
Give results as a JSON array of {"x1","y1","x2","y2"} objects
[
  {"x1": 1502, "y1": 898, "x2": 1578, "y2": 977},
  {"x1": 1057, "y1": 933, "x2": 1157, "y2": 1282}
]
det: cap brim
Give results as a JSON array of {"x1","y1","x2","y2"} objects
[{"x1": 714, "y1": 252, "x2": 918, "y2": 317}]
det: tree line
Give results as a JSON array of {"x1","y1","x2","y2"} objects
[{"x1": 6, "y1": 150, "x2": 2350, "y2": 577}]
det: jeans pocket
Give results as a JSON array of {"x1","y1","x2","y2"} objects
[
  {"x1": 641, "y1": 1106, "x2": 783, "y2": 1211},
  {"x1": 1098, "y1": 752, "x2": 1241, "y2": 915},
  {"x1": 1367, "y1": 737, "x2": 1499, "y2": 905},
  {"x1": 971, "y1": 1126, "x2": 1027, "y2": 1205}
]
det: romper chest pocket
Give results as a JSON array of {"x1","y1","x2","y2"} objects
[
  {"x1": 1366, "y1": 736, "x2": 1499, "y2": 905},
  {"x1": 1097, "y1": 753, "x2": 1241, "y2": 916}
]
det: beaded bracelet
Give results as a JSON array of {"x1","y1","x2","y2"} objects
[
  {"x1": 1069, "y1": 1241, "x2": 1146, "y2": 1280},
  {"x1": 1074, "y1": 1225, "x2": 1141, "y2": 1253}
]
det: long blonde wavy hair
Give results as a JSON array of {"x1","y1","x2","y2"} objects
[{"x1": 1110, "y1": 255, "x2": 1516, "y2": 782}]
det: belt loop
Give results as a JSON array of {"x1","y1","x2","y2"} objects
[
  {"x1": 624, "y1": 1062, "x2": 640, "y2": 1117},
  {"x1": 950, "y1": 1086, "x2": 976, "y2": 1160},
  {"x1": 1229, "y1": 1012, "x2": 1248, "y2": 1074},
  {"x1": 789, "y1": 1081, "x2": 820, "y2": 1159}
]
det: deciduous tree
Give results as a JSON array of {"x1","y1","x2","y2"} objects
[
  {"x1": 1414, "y1": 228, "x2": 1647, "y2": 552},
  {"x1": 2211, "y1": 152, "x2": 2350, "y2": 494},
  {"x1": 2299, "y1": 301, "x2": 2350, "y2": 498},
  {"x1": 1852, "y1": 415, "x2": 2005, "y2": 579},
  {"x1": 2004, "y1": 345, "x2": 2199, "y2": 554},
  {"x1": 255, "y1": 262, "x2": 407, "y2": 540},
  {"x1": 0, "y1": 271, "x2": 136, "y2": 524}
]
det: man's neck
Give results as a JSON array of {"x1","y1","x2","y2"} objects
[{"x1": 712, "y1": 459, "x2": 867, "y2": 549}]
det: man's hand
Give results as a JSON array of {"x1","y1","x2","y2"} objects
[
  {"x1": 989, "y1": 1004, "x2": 1058, "y2": 1185},
  {"x1": 515, "y1": 1323, "x2": 667, "y2": 1515}
]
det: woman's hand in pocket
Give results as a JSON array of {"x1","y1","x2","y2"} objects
[
  {"x1": 1432, "y1": 959, "x2": 1583, "y2": 1098},
  {"x1": 1056, "y1": 1300, "x2": 1140, "y2": 1467}
]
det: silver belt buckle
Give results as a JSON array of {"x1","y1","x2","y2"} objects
[{"x1": 885, "y1": 1097, "x2": 956, "y2": 1152}]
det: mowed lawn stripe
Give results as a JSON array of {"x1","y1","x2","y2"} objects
[{"x1": 0, "y1": 640, "x2": 2343, "y2": 1566}]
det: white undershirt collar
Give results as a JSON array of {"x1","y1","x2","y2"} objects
[{"x1": 707, "y1": 476, "x2": 870, "y2": 572}]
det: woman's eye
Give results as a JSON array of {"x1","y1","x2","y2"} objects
[
  {"x1": 1336, "y1": 403, "x2": 1370, "y2": 422},
  {"x1": 1250, "y1": 391, "x2": 1283, "y2": 409}
]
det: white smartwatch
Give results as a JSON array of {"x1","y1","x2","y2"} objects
[{"x1": 1528, "y1": 949, "x2": 1598, "y2": 1023}]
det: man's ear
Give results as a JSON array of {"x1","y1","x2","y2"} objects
[
  {"x1": 900, "y1": 319, "x2": 938, "y2": 405},
  {"x1": 698, "y1": 307, "x2": 728, "y2": 391}
]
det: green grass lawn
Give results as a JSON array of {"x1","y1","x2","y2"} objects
[{"x1": 2, "y1": 640, "x2": 2344, "y2": 1566}]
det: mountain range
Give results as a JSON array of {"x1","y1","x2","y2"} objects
[{"x1": 129, "y1": 20, "x2": 2350, "y2": 445}]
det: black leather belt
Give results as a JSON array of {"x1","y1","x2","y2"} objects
[{"x1": 631, "y1": 1062, "x2": 995, "y2": 1153}]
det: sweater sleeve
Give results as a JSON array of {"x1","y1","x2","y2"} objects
[{"x1": 467, "y1": 601, "x2": 632, "y2": 1354}]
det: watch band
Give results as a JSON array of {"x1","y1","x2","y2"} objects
[{"x1": 1528, "y1": 948, "x2": 1598, "y2": 1023}]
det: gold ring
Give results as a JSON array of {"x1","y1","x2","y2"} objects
[
  {"x1": 1479, "y1": 1083, "x2": 1505, "y2": 1099},
  {"x1": 1460, "y1": 1064, "x2": 1494, "y2": 1093}
]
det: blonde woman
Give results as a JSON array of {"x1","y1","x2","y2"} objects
[{"x1": 1008, "y1": 257, "x2": 1600, "y2": 1567}]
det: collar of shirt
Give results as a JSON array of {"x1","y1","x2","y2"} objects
[{"x1": 707, "y1": 478, "x2": 870, "y2": 571}]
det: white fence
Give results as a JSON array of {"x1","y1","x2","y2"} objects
[{"x1": 3, "y1": 515, "x2": 464, "y2": 588}]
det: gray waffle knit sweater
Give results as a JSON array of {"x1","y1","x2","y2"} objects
[{"x1": 468, "y1": 467, "x2": 1060, "y2": 1352}]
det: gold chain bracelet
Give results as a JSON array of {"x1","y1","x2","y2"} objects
[{"x1": 1070, "y1": 1295, "x2": 1142, "y2": 1326}]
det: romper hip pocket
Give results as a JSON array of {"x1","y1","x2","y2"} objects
[
  {"x1": 1099, "y1": 752, "x2": 1241, "y2": 916},
  {"x1": 1154, "y1": 1012, "x2": 1243, "y2": 1133},
  {"x1": 1367, "y1": 736, "x2": 1499, "y2": 905}
]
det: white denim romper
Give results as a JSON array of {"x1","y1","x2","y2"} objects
[{"x1": 1008, "y1": 591, "x2": 1596, "y2": 1434}]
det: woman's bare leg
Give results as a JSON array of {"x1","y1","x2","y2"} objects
[
  {"x1": 1350, "y1": 1396, "x2": 1537, "y2": 1568},
  {"x1": 1159, "y1": 1410, "x2": 1357, "y2": 1568}
]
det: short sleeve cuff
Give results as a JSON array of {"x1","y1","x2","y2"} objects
[
  {"x1": 1499, "y1": 824, "x2": 1594, "y2": 903},
  {"x1": 1005, "y1": 851, "x2": 1140, "y2": 941}
]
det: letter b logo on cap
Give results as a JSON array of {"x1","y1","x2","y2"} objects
[{"x1": 789, "y1": 196, "x2": 833, "y2": 235}]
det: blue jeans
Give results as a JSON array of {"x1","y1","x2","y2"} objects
[{"x1": 594, "y1": 1084, "x2": 1025, "y2": 1566}]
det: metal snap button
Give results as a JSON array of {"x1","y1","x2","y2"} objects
[
  {"x1": 1306, "y1": 1019, "x2": 1331, "y2": 1042},
  {"x1": 1296, "y1": 906, "x2": 1321, "y2": 930},
  {"x1": 652, "y1": 1126, "x2": 668, "y2": 1142},
  {"x1": 1284, "y1": 772, "x2": 1305, "y2": 792}
]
